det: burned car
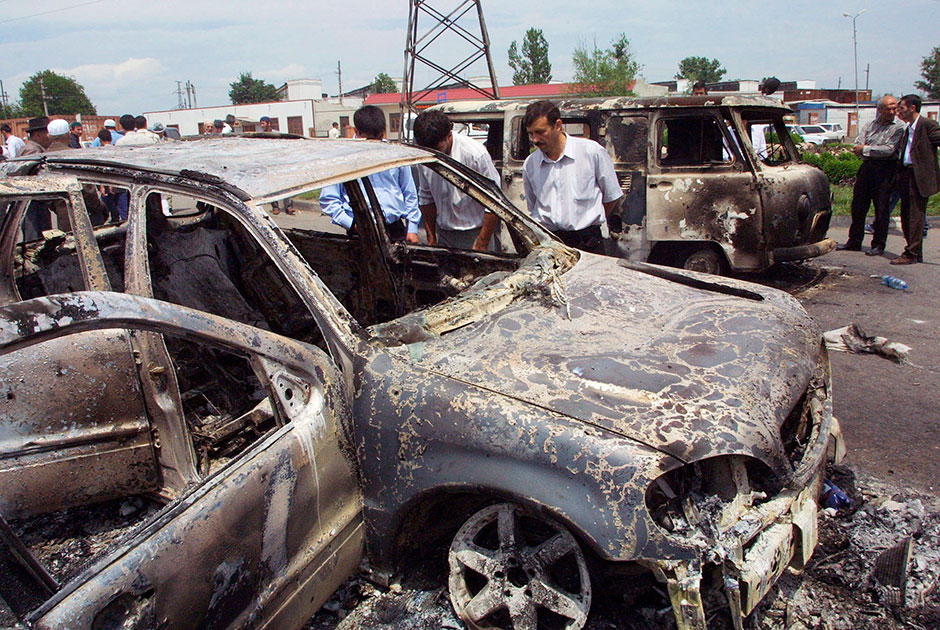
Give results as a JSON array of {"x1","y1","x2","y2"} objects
[
  {"x1": 0, "y1": 138, "x2": 842, "y2": 630},
  {"x1": 431, "y1": 96, "x2": 836, "y2": 275}
]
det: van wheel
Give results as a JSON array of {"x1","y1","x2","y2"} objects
[
  {"x1": 680, "y1": 246, "x2": 728, "y2": 276},
  {"x1": 448, "y1": 503, "x2": 592, "y2": 630}
]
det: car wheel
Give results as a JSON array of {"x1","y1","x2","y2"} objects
[
  {"x1": 681, "y1": 246, "x2": 727, "y2": 276},
  {"x1": 448, "y1": 502, "x2": 591, "y2": 630}
]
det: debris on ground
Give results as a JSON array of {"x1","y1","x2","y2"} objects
[
  {"x1": 823, "y1": 323, "x2": 912, "y2": 363},
  {"x1": 304, "y1": 467, "x2": 940, "y2": 630}
]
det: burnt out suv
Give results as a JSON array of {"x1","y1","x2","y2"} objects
[
  {"x1": 0, "y1": 137, "x2": 841, "y2": 630},
  {"x1": 432, "y1": 96, "x2": 835, "y2": 275}
]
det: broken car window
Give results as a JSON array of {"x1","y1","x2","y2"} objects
[{"x1": 658, "y1": 116, "x2": 733, "y2": 166}]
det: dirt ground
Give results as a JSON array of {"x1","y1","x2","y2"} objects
[{"x1": 3, "y1": 217, "x2": 939, "y2": 629}]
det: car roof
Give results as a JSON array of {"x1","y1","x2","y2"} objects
[
  {"x1": 35, "y1": 136, "x2": 436, "y2": 201},
  {"x1": 432, "y1": 94, "x2": 791, "y2": 115}
]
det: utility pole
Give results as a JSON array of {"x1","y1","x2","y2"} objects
[
  {"x1": 0, "y1": 80, "x2": 9, "y2": 112},
  {"x1": 865, "y1": 63, "x2": 870, "y2": 91},
  {"x1": 176, "y1": 81, "x2": 186, "y2": 109},
  {"x1": 39, "y1": 76, "x2": 49, "y2": 116},
  {"x1": 187, "y1": 81, "x2": 197, "y2": 109},
  {"x1": 843, "y1": 10, "x2": 865, "y2": 138},
  {"x1": 837, "y1": 76, "x2": 841, "y2": 89},
  {"x1": 401, "y1": 0, "x2": 501, "y2": 140},
  {"x1": 337, "y1": 61, "x2": 343, "y2": 104}
]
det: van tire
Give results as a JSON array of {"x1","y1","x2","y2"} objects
[{"x1": 680, "y1": 246, "x2": 728, "y2": 276}]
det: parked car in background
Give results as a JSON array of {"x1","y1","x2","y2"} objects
[
  {"x1": 786, "y1": 124, "x2": 830, "y2": 146},
  {"x1": 816, "y1": 122, "x2": 846, "y2": 142},
  {"x1": 0, "y1": 137, "x2": 841, "y2": 630},
  {"x1": 431, "y1": 96, "x2": 835, "y2": 275}
]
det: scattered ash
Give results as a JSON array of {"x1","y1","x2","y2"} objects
[
  {"x1": 305, "y1": 467, "x2": 940, "y2": 630},
  {"x1": 8, "y1": 496, "x2": 160, "y2": 585},
  {"x1": 0, "y1": 496, "x2": 161, "y2": 629},
  {"x1": 744, "y1": 261, "x2": 832, "y2": 296}
]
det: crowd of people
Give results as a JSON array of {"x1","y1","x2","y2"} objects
[
  {"x1": 839, "y1": 93, "x2": 940, "y2": 265},
  {"x1": 1, "y1": 113, "x2": 170, "y2": 160},
  {"x1": 316, "y1": 101, "x2": 622, "y2": 255}
]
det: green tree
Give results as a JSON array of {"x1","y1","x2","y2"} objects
[
  {"x1": 508, "y1": 27, "x2": 552, "y2": 85},
  {"x1": 0, "y1": 102, "x2": 22, "y2": 119},
  {"x1": 915, "y1": 45, "x2": 940, "y2": 99},
  {"x1": 228, "y1": 72, "x2": 280, "y2": 104},
  {"x1": 371, "y1": 72, "x2": 397, "y2": 94},
  {"x1": 675, "y1": 56, "x2": 726, "y2": 85},
  {"x1": 570, "y1": 34, "x2": 640, "y2": 97},
  {"x1": 18, "y1": 70, "x2": 96, "y2": 117}
]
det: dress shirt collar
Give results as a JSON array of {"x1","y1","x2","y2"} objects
[{"x1": 538, "y1": 133, "x2": 575, "y2": 165}]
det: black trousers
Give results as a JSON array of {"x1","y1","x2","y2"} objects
[
  {"x1": 848, "y1": 160, "x2": 897, "y2": 250},
  {"x1": 554, "y1": 225, "x2": 604, "y2": 254},
  {"x1": 897, "y1": 167, "x2": 927, "y2": 260}
]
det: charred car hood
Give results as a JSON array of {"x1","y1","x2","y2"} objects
[{"x1": 394, "y1": 254, "x2": 821, "y2": 471}]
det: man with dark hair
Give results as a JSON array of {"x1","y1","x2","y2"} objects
[
  {"x1": 838, "y1": 95, "x2": 905, "y2": 257},
  {"x1": 412, "y1": 109, "x2": 500, "y2": 250},
  {"x1": 892, "y1": 94, "x2": 940, "y2": 264},
  {"x1": 96, "y1": 128, "x2": 112, "y2": 145},
  {"x1": 69, "y1": 121, "x2": 84, "y2": 148},
  {"x1": 1, "y1": 123, "x2": 25, "y2": 158},
  {"x1": 318, "y1": 105, "x2": 419, "y2": 239},
  {"x1": 91, "y1": 119, "x2": 122, "y2": 146},
  {"x1": 116, "y1": 115, "x2": 158, "y2": 145},
  {"x1": 692, "y1": 80, "x2": 708, "y2": 96},
  {"x1": 522, "y1": 100, "x2": 623, "y2": 254},
  {"x1": 328, "y1": 121, "x2": 341, "y2": 139},
  {"x1": 259, "y1": 116, "x2": 274, "y2": 132},
  {"x1": 223, "y1": 114, "x2": 236, "y2": 134}
]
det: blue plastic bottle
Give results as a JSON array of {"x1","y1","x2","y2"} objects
[{"x1": 881, "y1": 275, "x2": 908, "y2": 291}]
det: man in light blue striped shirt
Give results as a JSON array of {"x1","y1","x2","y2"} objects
[{"x1": 319, "y1": 106, "x2": 421, "y2": 242}]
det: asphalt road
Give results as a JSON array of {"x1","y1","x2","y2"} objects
[{"x1": 761, "y1": 216, "x2": 939, "y2": 495}]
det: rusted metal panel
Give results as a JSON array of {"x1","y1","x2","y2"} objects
[{"x1": 0, "y1": 292, "x2": 362, "y2": 630}]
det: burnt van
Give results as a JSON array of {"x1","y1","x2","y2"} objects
[{"x1": 431, "y1": 96, "x2": 835, "y2": 274}]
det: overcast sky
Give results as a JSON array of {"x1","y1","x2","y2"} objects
[{"x1": 1, "y1": 0, "x2": 938, "y2": 116}]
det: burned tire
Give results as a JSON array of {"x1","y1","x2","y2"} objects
[
  {"x1": 447, "y1": 502, "x2": 591, "y2": 630},
  {"x1": 680, "y1": 246, "x2": 728, "y2": 276}
]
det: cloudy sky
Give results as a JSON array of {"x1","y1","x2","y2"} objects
[{"x1": 1, "y1": 0, "x2": 938, "y2": 116}]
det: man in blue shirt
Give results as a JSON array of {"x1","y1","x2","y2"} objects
[
  {"x1": 90, "y1": 119, "x2": 124, "y2": 146},
  {"x1": 319, "y1": 106, "x2": 420, "y2": 242}
]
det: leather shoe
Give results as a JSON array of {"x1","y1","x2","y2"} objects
[
  {"x1": 890, "y1": 254, "x2": 917, "y2": 265},
  {"x1": 836, "y1": 242, "x2": 861, "y2": 251},
  {"x1": 865, "y1": 247, "x2": 884, "y2": 256}
]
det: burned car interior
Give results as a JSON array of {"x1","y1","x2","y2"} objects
[{"x1": 0, "y1": 138, "x2": 842, "y2": 630}]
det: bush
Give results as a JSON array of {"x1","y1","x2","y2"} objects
[{"x1": 802, "y1": 149, "x2": 862, "y2": 184}]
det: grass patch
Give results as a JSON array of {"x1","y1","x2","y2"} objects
[
  {"x1": 830, "y1": 184, "x2": 940, "y2": 216},
  {"x1": 295, "y1": 190, "x2": 321, "y2": 201}
]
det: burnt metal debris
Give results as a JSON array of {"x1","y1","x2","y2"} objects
[{"x1": 0, "y1": 137, "x2": 841, "y2": 629}]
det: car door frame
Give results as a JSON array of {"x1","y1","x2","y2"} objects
[
  {"x1": 0, "y1": 291, "x2": 363, "y2": 630},
  {"x1": 0, "y1": 176, "x2": 162, "y2": 517}
]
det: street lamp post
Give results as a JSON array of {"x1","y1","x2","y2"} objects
[{"x1": 843, "y1": 10, "x2": 865, "y2": 139}]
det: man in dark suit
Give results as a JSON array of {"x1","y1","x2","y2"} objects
[{"x1": 892, "y1": 94, "x2": 940, "y2": 264}]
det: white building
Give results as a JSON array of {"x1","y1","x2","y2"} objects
[{"x1": 146, "y1": 80, "x2": 362, "y2": 138}]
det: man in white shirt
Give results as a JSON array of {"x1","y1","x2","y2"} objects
[
  {"x1": 413, "y1": 110, "x2": 501, "y2": 251},
  {"x1": 522, "y1": 100, "x2": 623, "y2": 254},
  {"x1": 1, "y1": 124, "x2": 25, "y2": 158},
  {"x1": 328, "y1": 122, "x2": 341, "y2": 139}
]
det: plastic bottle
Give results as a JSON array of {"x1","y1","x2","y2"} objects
[
  {"x1": 820, "y1": 480, "x2": 851, "y2": 510},
  {"x1": 881, "y1": 275, "x2": 908, "y2": 291}
]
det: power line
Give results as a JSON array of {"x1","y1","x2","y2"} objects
[{"x1": 0, "y1": 0, "x2": 105, "y2": 25}]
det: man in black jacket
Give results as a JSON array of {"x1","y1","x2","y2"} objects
[{"x1": 892, "y1": 94, "x2": 940, "y2": 264}]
